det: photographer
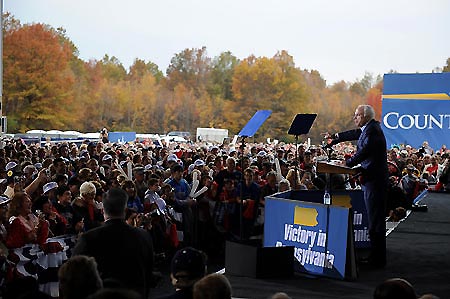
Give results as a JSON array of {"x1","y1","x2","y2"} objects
[{"x1": 100, "y1": 128, "x2": 109, "y2": 144}]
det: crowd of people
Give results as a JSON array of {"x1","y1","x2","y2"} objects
[{"x1": 0, "y1": 129, "x2": 448, "y2": 297}]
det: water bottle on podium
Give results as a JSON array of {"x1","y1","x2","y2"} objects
[{"x1": 323, "y1": 190, "x2": 331, "y2": 205}]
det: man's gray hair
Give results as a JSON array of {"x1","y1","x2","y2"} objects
[
  {"x1": 103, "y1": 188, "x2": 128, "y2": 218},
  {"x1": 359, "y1": 104, "x2": 375, "y2": 120}
]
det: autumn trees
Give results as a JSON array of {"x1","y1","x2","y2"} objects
[
  {"x1": 6, "y1": 13, "x2": 438, "y2": 143},
  {"x1": 3, "y1": 13, "x2": 76, "y2": 131}
]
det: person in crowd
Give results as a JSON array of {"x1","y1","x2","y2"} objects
[
  {"x1": 373, "y1": 278, "x2": 416, "y2": 299},
  {"x1": 144, "y1": 178, "x2": 167, "y2": 213},
  {"x1": 193, "y1": 273, "x2": 232, "y2": 299},
  {"x1": 286, "y1": 168, "x2": 303, "y2": 190},
  {"x1": 327, "y1": 104, "x2": 388, "y2": 268},
  {"x1": 300, "y1": 150, "x2": 314, "y2": 173},
  {"x1": 58, "y1": 255, "x2": 103, "y2": 299},
  {"x1": 278, "y1": 179, "x2": 291, "y2": 192},
  {"x1": 121, "y1": 180, "x2": 144, "y2": 213},
  {"x1": 260, "y1": 170, "x2": 278, "y2": 199},
  {"x1": 73, "y1": 188, "x2": 155, "y2": 299},
  {"x1": 214, "y1": 157, "x2": 241, "y2": 202},
  {"x1": 6, "y1": 192, "x2": 49, "y2": 249},
  {"x1": 165, "y1": 164, "x2": 195, "y2": 246},
  {"x1": 72, "y1": 181, "x2": 104, "y2": 231},
  {"x1": 100, "y1": 128, "x2": 109, "y2": 144},
  {"x1": 42, "y1": 181, "x2": 58, "y2": 204},
  {"x1": 421, "y1": 141, "x2": 434, "y2": 155},
  {"x1": 158, "y1": 247, "x2": 207, "y2": 299},
  {"x1": 33, "y1": 195, "x2": 67, "y2": 237},
  {"x1": 214, "y1": 178, "x2": 238, "y2": 235},
  {"x1": 22, "y1": 164, "x2": 37, "y2": 188},
  {"x1": 424, "y1": 155, "x2": 439, "y2": 183},
  {"x1": 133, "y1": 167, "x2": 148, "y2": 201},
  {"x1": 54, "y1": 185, "x2": 84, "y2": 234},
  {"x1": 236, "y1": 167, "x2": 261, "y2": 239},
  {"x1": 400, "y1": 164, "x2": 420, "y2": 207}
]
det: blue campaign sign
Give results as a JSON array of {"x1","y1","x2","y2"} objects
[
  {"x1": 274, "y1": 190, "x2": 370, "y2": 248},
  {"x1": 381, "y1": 73, "x2": 450, "y2": 150},
  {"x1": 264, "y1": 197, "x2": 349, "y2": 280}
]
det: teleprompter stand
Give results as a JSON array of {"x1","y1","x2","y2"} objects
[
  {"x1": 287, "y1": 114, "x2": 317, "y2": 189},
  {"x1": 225, "y1": 110, "x2": 294, "y2": 278},
  {"x1": 237, "y1": 110, "x2": 272, "y2": 240}
]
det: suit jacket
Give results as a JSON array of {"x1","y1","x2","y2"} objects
[
  {"x1": 72, "y1": 219, "x2": 154, "y2": 299},
  {"x1": 336, "y1": 119, "x2": 388, "y2": 184}
]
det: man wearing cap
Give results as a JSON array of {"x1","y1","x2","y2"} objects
[
  {"x1": 73, "y1": 188, "x2": 154, "y2": 299},
  {"x1": 42, "y1": 181, "x2": 58, "y2": 204},
  {"x1": 157, "y1": 247, "x2": 207, "y2": 299},
  {"x1": 166, "y1": 154, "x2": 179, "y2": 170}
]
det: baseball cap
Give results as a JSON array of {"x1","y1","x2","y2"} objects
[
  {"x1": 43, "y1": 182, "x2": 58, "y2": 194},
  {"x1": 102, "y1": 154, "x2": 113, "y2": 161},
  {"x1": 167, "y1": 154, "x2": 178, "y2": 162},
  {"x1": 5, "y1": 161, "x2": 17, "y2": 171},
  {"x1": 171, "y1": 247, "x2": 207, "y2": 279},
  {"x1": 194, "y1": 159, "x2": 205, "y2": 167},
  {"x1": 257, "y1": 150, "x2": 267, "y2": 157}
]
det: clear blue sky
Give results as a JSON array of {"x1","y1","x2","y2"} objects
[{"x1": 5, "y1": 0, "x2": 450, "y2": 85}]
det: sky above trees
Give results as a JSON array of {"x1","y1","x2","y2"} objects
[{"x1": 6, "y1": 0, "x2": 450, "y2": 85}]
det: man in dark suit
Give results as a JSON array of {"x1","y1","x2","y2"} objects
[
  {"x1": 72, "y1": 188, "x2": 154, "y2": 298},
  {"x1": 328, "y1": 104, "x2": 388, "y2": 267}
]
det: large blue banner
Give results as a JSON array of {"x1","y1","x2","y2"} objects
[
  {"x1": 382, "y1": 73, "x2": 450, "y2": 150},
  {"x1": 264, "y1": 198, "x2": 349, "y2": 280}
]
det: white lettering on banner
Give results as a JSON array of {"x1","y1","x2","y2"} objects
[
  {"x1": 383, "y1": 112, "x2": 450, "y2": 130},
  {"x1": 353, "y1": 212, "x2": 363, "y2": 225},
  {"x1": 284, "y1": 224, "x2": 319, "y2": 247},
  {"x1": 275, "y1": 241, "x2": 335, "y2": 269},
  {"x1": 354, "y1": 227, "x2": 370, "y2": 242}
]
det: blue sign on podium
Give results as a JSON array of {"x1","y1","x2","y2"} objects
[{"x1": 264, "y1": 196, "x2": 355, "y2": 280}]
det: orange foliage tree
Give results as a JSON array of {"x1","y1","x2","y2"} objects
[{"x1": 3, "y1": 15, "x2": 76, "y2": 131}]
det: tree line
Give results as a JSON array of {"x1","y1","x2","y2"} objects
[{"x1": 3, "y1": 13, "x2": 449, "y2": 143}]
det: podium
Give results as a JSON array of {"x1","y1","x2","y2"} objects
[
  {"x1": 264, "y1": 194, "x2": 358, "y2": 280},
  {"x1": 316, "y1": 161, "x2": 360, "y2": 175}
]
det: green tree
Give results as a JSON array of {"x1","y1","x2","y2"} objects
[
  {"x1": 166, "y1": 47, "x2": 211, "y2": 97},
  {"x1": 208, "y1": 51, "x2": 239, "y2": 100}
]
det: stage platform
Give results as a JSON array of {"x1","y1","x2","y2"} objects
[{"x1": 149, "y1": 191, "x2": 450, "y2": 299}]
